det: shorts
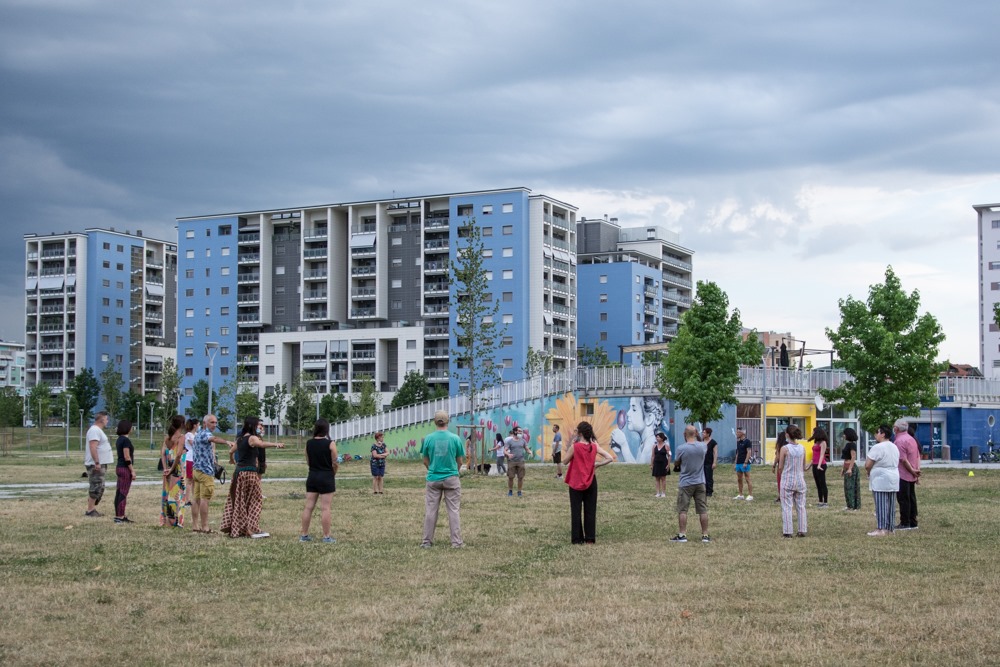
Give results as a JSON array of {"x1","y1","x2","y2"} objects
[
  {"x1": 552, "y1": 451, "x2": 562, "y2": 464},
  {"x1": 735, "y1": 463, "x2": 752, "y2": 474},
  {"x1": 676, "y1": 484, "x2": 708, "y2": 515},
  {"x1": 186, "y1": 460, "x2": 194, "y2": 480},
  {"x1": 86, "y1": 464, "x2": 107, "y2": 502},
  {"x1": 507, "y1": 460, "x2": 526, "y2": 480},
  {"x1": 192, "y1": 469, "x2": 215, "y2": 500},
  {"x1": 370, "y1": 463, "x2": 385, "y2": 478},
  {"x1": 306, "y1": 471, "x2": 336, "y2": 494}
]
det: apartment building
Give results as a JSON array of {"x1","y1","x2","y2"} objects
[
  {"x1": 976, "y1": 203, "x2": 1000, "y2": 378},
  {"x1": 24, "y1": 229, "x2": 178, "y2": 397},
  {"x1": 176, "y1": 188, "x2": 577, "y2": 412},
  {"x1": 576, "y1": 217, "x2": 693, "y2": 365},
  {"x1": 0, "y1": 341, "x2": 26, "y2": 395}
]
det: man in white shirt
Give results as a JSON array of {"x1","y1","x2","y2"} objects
[{"x1": 84, "y1": 411, "x2": 113, "y2": 518}]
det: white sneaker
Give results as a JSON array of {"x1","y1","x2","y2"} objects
[
  {"x1": 745, "y1": 495, "x2": 754, "y2": 501},
  {"x1": 733, "y1": 495, "x2": 744, "y2": 500},
  {"x1": 251, "y1": 532, "x2": 270, "y2": 539}
]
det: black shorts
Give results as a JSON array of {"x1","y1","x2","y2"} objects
[
  {"x1": 306, "y1": 471, "x2": 336, "y2": 494},
  {"x1": 553, "y1": 452, "x2": 562, "y2": 464}
]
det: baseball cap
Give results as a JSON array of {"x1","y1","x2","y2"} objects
[{"x1": 434, "y1": 410, "x2": 449, "y2": 426}]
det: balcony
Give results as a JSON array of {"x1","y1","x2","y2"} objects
[
  {"x1": 239, "y1": 354, "x2": 260, "y2": 364},
  {"x1": 424, "y1": 325, "x2": 449, "y2": 338},
  {"x1": 303, "y1": 310, "x2": 330, "y2": 321},
  {"x1": 351, "y1": 266, "x2": 375, "y2": 277},
  {"x1": 238, "y1": 292, "x2": 261, "y2": 304},
  {"x1": 424, "y1": 282, "x2": 449, "y2": 295},
  {"x1": 662, "y1": 255, "x2": 693, "y2": 271},
  {"x1": 425, "y1": 369, "x2": 450, "y2": 381},
  {"x1": 238, "y1": 232, "x2": 261, "y2": 244},
  {"x1": 424, "y1": 261, "x2": 448, "y2": 274},
  {"x1": 424, "y1": 218, "x2": 449, "y2": 230},
  {"x1": 351, "y1": 287, "x2": 376, "y2": 299},
  {"x1": 238, "y1": 252, "x2": 260, "y2": 264},
  {"x1": 41, "y1": 249, "x2": 65, "y2": 259},
  {"x1": 304, "y1": 269, "x2": 328, "y2": 280},
  {"x1": 304, "y1": 248, "x2": 328, "y2": 259},
  {"x1": 424, "y1": 347, "x2": 450, "y2": 359},
  {"x1": 304, "y1": 290, "x2": 327, "y2": 301},
  {"x1": 237, "y1": 334, "x2": 259, "y2": 344},
  {"x1": 424, "y1": 239, "x2": 450, "y2": 253},
  {"x1": 351, "y1": 246, "x2": 376, "y2": 257},
  {"x1": 145, "y1": 327, "x2": 164, "y2": 338},
  {"x1": 351, "y1": 350, "x2": 376, "y2": 360},
  {"x1": 237, "y1": 313, "x2": 261, "y2": 324},
  {"x1": 350, "y1": 307, "x2": 377, "y2": 319},
  {"x1": 423, "y1": 304, "x2": 449, "y2": 315},
  {"x1": 304, "y1": 229, "x2": 329, "y2": 242},
  {"x1": 662, "y1": 272, "x2": 692, "y2": 288},
  {"x1": 145, "y1": 312, "x2": 163, "y2": 323},
  {"x1": 237, "y1": 272, "x2": 261, "y2": 284}
]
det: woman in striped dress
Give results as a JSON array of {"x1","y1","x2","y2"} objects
[
  {"x1": 777, "y1": 425, "x2": 809, "y2": 537},
  {"x1": 864, "y1": 425, "x2": 899, "y2": 537}
]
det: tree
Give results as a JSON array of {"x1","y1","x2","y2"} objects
[
  {"x1": 523, "y1": 345, "x2": 552, "y2": 377},
  {"x1": 390, "y1": 371, "x2": 434, "y2": 409},
  {"x1": 27, "y1": 382, "x2": 52, "y2": 428},
  {"x1": 69, "y1": 367, "x2": 100, "y2": 421},
  {"x1": 640, "y1": 350, "x2": 665, "y2": 365},
  {"x1": 320, "y1": 392, "x2": 353, "y2": 422},
  {"x1": 655, "y1": 281, "x2": 748, "y2": 429},
  {"x1": 739, "y1": 329, "x2": 766, "y2": 366},
  {"x1": 99, "y1": 360, "x2": 125, "y2": 421},
  {"x1": 0, "y1": 387, "x2": 24, "y2": 427},
  {"x1": 450, "y1": 215, "x2": 505, "y2": 419},
  {"x1": 159, "y1": 357, "x2": 182, "y2": 416},
  {"x1": 822, "y1": 266, "x2": 946, "y2": 431},
  {"x1": 187, "y1": 380, "x2": 217, "y2": 420},
  {"x1": 285, "y1": 372, "x2": 316, "y2": 435},
  {"x1": 353, "y1": 374, "x2": 381, "y2": 417},
  {"x1": 261, "y1": 382, "x2": 288, "y2": 437},
  {"x1": 577, "y1": 344, "x2": 612, "y2": 367}
]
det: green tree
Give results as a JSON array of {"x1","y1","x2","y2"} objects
[
  {"x1": 577, "y1": 344, "x2": 612, "y2": 366},
  {"x1": 739, "y1": 329, "x2": 766, "y2": 366},
  {"x1": 450, "y1": 215, "x2": 505, "y2": 418},
  {"x1": 159, "y1": 357, "x2": 182, "y2": 416},
  {"x1": 523, "y1": 345, "x2": 552, "y2": 377},
  {"x1": 99, "y1": 360, "x2": 125, "y2": 421},
  {"x1": 27, "y1": 382, "x2": 52, "y2": 428},
  {"x1": 390, "y1": 371, "x2": 434, "y2": 409},
  {"x1": 0, "y1": 387, "x2": 24, "y2": 427},
  {"x1": 261, "y1": 382, "x2": 288, "y2": 437},
  {"x1": 640, "y1": 350, "x2": 665, "y2": 365},
  {"x1": 822, "y1": 266, "x2": 946, "y2": 431},
  {"x1": 69, "y1": 367, "x2": 100, "y2": 421},
  {"x1": 655, "y1": 281, "x2": 748, "y2": 429},
  {"x1": 353, "y1": 374, "x2": 381, "y2": 417},
  {"x1": 187, "y1": 380, "x2": 219, "y2": 420},
  {"x1": 320, "y1": 392, "x2": 353, "y2": 422},
  {"x1": 285, "y1": 372, "x2": 316, "y2": 435}
]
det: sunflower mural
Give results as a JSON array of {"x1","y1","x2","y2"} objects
[{"x1": 542, "y1": 393, "x2": 621, "y2": 460}]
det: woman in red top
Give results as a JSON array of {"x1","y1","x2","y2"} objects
[
  {"x1": 563, "y1": 421, "x2": 614, "y2": 544},
  {"x1": 809, "y1": 426, "x2": 830, "y2": 508}
]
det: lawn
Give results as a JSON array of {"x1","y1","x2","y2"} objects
[{"x1": 1, "y1": 452, "x2": 998, "y2": 666}]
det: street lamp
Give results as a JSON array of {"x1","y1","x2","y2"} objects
[
  {"x1": 149, "y1": 402, "x2": 154, "y2": 450},
  {"x1": 65, "y1": 394, "x2": 70, "y2": 458},
  {"x1": 135, "y1": 401, "x2": 140, "y2": 441},
  {"x1": 78, "y1": 409, "x2": 84, "y2": 451},
  {"x1": 205, "y1": 342, "x2": 220, "y2": 418},
  {"x1": 762, "y1": 346, "x2": 775, "y2": 462}
]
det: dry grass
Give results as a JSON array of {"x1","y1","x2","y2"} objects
[{"x1": 1, "y1": 460, "x2": 998, "y2": 666}]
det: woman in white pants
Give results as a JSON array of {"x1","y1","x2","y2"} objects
[{"x1": 778, "y1": 425, "x2": 809, "y2": 537}]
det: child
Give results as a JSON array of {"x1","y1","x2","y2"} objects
[
  {"x1": 370, "y1": 431, "x2": 387, "y2": 494},
  {"x1": 492, "y1": 432, "x2": 507, "y2": 475}
]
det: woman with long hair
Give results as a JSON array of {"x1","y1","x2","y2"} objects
[
  {"x1": 865, "y1": 425, "x2": 900, "y2": 537},
  {"x1": 562, "y1": 420, "x2": 614, "y2": 544},
  {"x1": 841, "y1": 427, "x2": 861, "y2": 511},
  {"x1": 808, "y1": 426, "x2": 830, "y2": 508},
  {"x1": 113, "y1": 420, "x2": 135, "y2": 524},
  {"x1": 650, "y1": 431, "x2": 671, "y2": 498},
  {"x1": 492, "y1": 432, "x2": 507, "y2": 475},
  {"x1": 301, "y1": 418, "x2": 338, "y2": 543},
  {"x1": 771, "y1": 430, "x2": 787, "y2": 503},
  {"x1": 181, "y1": 418, "x2": 199, "y2": 510},
  {"x1": 160, "y1": 415, "x2": 186, "y2": 527},
  {"x1": 778, "y1": 425, "x2": 809, "y2": 537},
  {"x1": 220, "y1": 416, "x2": 285, "y2": 538}
]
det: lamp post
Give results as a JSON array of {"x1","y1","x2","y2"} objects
[
  {"x1": 205, "y1": 342, "x2": 220, "y2": 417},
  {"x1": 149, "y1": 402, "x2": 154, "y2": 450},
  {"x1": 65, "y1": 394, "x2": 70, "y2": 458},
  {"x1": 135, "y1": 401, "x2": 140, "y2": 441},
  {"x1": 762, "y1": 346, "x2": 775, "y2": 462},
  {"x1": 78, "y1": 409, "x2": 84, "y2": 451}
]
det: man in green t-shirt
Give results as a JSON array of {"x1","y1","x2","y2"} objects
[{"x1": 420, "y1": 410, "x2": 466, "y2": 548}]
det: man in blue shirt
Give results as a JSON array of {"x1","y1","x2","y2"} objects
[{"x1": 420, "y1": 410, "x2": 465, "y2": 548}]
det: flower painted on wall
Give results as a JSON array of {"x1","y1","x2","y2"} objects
[{"x1": 543, "y1": 393, "x2": 620, "y2": 460}]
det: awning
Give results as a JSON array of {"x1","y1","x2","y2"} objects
[
  {"x1": 146, "y1": 283, "x2": 165, "y2": 296},
  {"x1": 543, "y1": 248, "x2": 552, "y2": 258},
  {"x1": 302, "y1": 340, "x2": 327, "y2": 355},
  {"x1": 302, "y1": 358, "x2": 326, "y2": 369},
  {"x1": 66, "y1": 276, "x2": 77, "y2": 287},
  {"x1": 144, "y1": 354, "x2": 164, "y2": 363},
  {"x1": 25, "y1": 278, "x2": 37, "y2": 290},
  {"x1": 543, "y1": 313, "x2": 553, "y2": 325},
  {"x1": 350, "y1": 232, "x2": 376, "y2": 248},
  {"x1": 38, "y1": 276, "x2": 64, "y2": 290},
  {"x1": 553, "y1": 249, "x2": 571, "y2": 263}
]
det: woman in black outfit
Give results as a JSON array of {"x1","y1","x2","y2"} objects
[
  {"x1": 113, "y1": 420, "x2": 135, "y2": 524},
  {"x1": 300, "y1": 419, "x2": 338, "y2": 543}
]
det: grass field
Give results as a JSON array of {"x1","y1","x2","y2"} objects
[{"x1": 1, "y1": 447, "x2": 999, "y2": 666}]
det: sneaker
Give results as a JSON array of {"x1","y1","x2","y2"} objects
[
  {"x1": 84, "y1": 510, "x2": 102, "y2": 518},
  {"x1": 420, "y1": 543, "x2": 432, "y2": 549},
  {"x1": 322, "y1": 536, "x2": 336, "y2": 544},
  {"x1": 250, "y1": 532, "x2": 270, "y2": 539},
  {"x1": 508, "y1": 490, "x2": 513, "y2": 497},
  {"x1": 745, "y1": 495, "x2": 754, "y2": 502},
  {"x1": 732, "y1": 495, "x2": 744, "y2": 500},
  {"x1": 517, "y1": 491, "x2": 522, "y2": 497},
  {"x1": 299, "y1": 535, "x2": 312, "y2": 542},
  {"x1": 701, "y1": 535, "x2": 711, "y2": 543},
  {"x1": 867, "y1": 529, "x2": 887, "y2": 537},
  {"x1": 114, "y1": 517, "x2": 125, "y2": 524},
  {"x1": 796, "y1": 532, "x2": 806, "y2": 538},
  {"x1": 775, "y1": 498, "x2": 781, "y2": 503},
  {"x1": 669, "y1": 534, "x2": 688, "y2": 543},
  {"x1": 782, "y1": 533, "x2": 793, "y2": 538}
]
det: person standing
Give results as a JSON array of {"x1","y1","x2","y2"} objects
[
  {"x1": 893, "y1": 419, "x2": 921, "y2": 530},
  {"x1": 220, "y1": 416, "x2": 285, "y2": 538},
  {"x1": 733, "y1": 428, "x2": 754, "y2": 501},
  {"x1": 865, "y1": 425, "x2": 900, "y2": 537},
  {"x1": 84, "y1": 411, "x2": 112, "y2": 518},
  {"x1": 670, "y1": 425, "x2": 710, "y2": 543},
  {"x1": 492, "y1": 432, "x2": 507, "y2": 476},
  {"x1": 113, "y1": 420, "x2": 136, "y2": 524},
  {"x1": 841, "y1": 427, "x2": 861, "y2": 511},
  {"x1": 505, "y1": 426, "x2": 529, "y2": 497},
  {"x1": 808, "y1": 426, "x2": 830, "y2": 508},
  {"x1": 301, "y1": 419, "x2": 338, "y2": 543},
  {"x1": 189, "y1": 414, "x2": 231, "y2": 534},
  {"x1": 552, "y1": 424, "x2": 563, "y2": 478},
  {"x1": 420, "y1": 410, "x2": 465, "y2": 548},
  {"x1": 702, "y1": 427, "x2": 717, "y2": 496},
  {"x1": 771, "y1": 431, "x2": 787, "y2": 503},
  {"x1": 182, "y1": 418, "x2": 199, "y2": 509},
  {"x1": 563, "y1": 420, "x2": 614, "y2": 544},
  {"x1": 778, "y1": 425, "x2": 809, "y2": 537},
  {"x1": 650, "y1": 432, "x2": 671, "y2": 498},
  {"x1": 370, "y1": 431, "x2": 387, "y2": 494},
  {"x1": 160, "y1": 415, "x2": 186, "y2": 528}
]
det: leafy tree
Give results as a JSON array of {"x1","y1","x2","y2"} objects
[
  {"x1": 822, "y1": 266, "x2": 946, "y2": 431},
  {"x1": 99, "y1": 360, "x2": 125, "y2": 420},
  {"x1": 353, "y1": 374, "x2": 381, "y2": 417},
  {"x1": 0, "y1": 387, "x2": 24, "y2": 427},
  {"x1": 187, "y1": 380, "x2": 218, "y2": 420},
  {"x1": 285, "y1": 372, "x2": 316, "y2": 435},
  {"x1": 577, "y1": 344, "x2": 612, "y2": 367},
  {"x1": 523, "y1": 345, "x2": 552, "y2": 377},
  {"x1": 159, "y1": 357, "x2": 182, "y2": 415},
  {"x1": 27, "y1": 382, "x2": 52, "y2": 428},
  {"x1": 640, "y1": 350, "x2": 665, "y2": 365},
  {"x1": 739, "y1": 329, "x2": 766, "y2": 366},
  {"x1": 69, "y1": 367, "x2": 100, "y2": 421},
  {"x1": 261, "y1": 382, "x2": 288, "y2": 437},
  {"x1": 450, "y1": 215, "x2": 505, "y2": 418},
  {"x1": 320, "y1": 392, "x2": 353, "y2": 422},
  {"x1": 390, "y1": 371, "x2": 434, "y2": 409},
  {"x1": 655, "y1": 281, "x2": 748, "y2": 429}
]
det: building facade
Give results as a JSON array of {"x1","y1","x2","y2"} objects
[
  {"x1": 976, "y1": 203, "x2": 1000, "y2": 378},
  {"x1": 0, "y1": 341, "x2": 26, "y2": 395},
  {"x1": 576, "y1": 217, "x2": 693, "y2": 364},
  {"x1": 176, "y1": 188, "x2": 577, "y2": 414},
  {"x1": 24, "y1": 229, "x2": 177, "y2": 399}
]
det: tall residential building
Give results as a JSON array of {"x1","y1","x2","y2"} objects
[
  {"x1": 176, "y1": 188, "x2": 577, "y2": 412},
  {"x1": 24, "y1": 229, "x2": 178, "y2": 398},
  {"x1": 576, "y1": 217, "x2": 693, "y2": 365},
  {"x1": 0, "y1": 341, "x2": 26, "y2": 395},
  {"x1": 976, "y1": 203, "x2": 1000, "y2": 377}
]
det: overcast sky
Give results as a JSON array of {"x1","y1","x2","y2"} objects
[{"x1": 2, "y1": 1, "x2": 997, "y2": 363}]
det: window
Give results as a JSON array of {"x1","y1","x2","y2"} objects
[
  {"x1": 392, "y1": 237, "x2": 402, "y2": 246},
  {"x1": 220, "y1": 347, "x2": 229, "y2": 356},
  {"x1": 220, "y1": 367, "x2": 228, "y2": 376},
  {"x1": 502, "y1": 336, "x2": 513, "y2": 347},
  {"x1": 185, "y1": 309, "x2": 194, "y2": 318},
  {"x1": 392, "y1": 258, "x2": 402, "y2": 267},
  {"x1": 205, "y1": 288, "x2": 210, "y2": 296},
  {"x1": 502, "y1": 358, "x2": 513, "y2": 368},
  {"x1": 600, "y1": 275, "x2": 607, "y2": 283},
  {"x1": 600, "y1": 332, "x2": 608, "y2": 341},
  {"x1": 219, "y1": 225, "x2": 232, "y2": 236},
  {"x1": 186, "y1": 250, "x2": 194, "y2": 259},
  {"x1": 599, "y1": 294, "x2": 608, "y2": 302},
  {"x1": 391, "y1": 300, "x2": 402, "y2": 310},
  {"x1": 275, "y1": 266, "x2": 285, "y2": 275},
  {"x1": 502, "y1": 225, "x2": 513, "y2": 235},
  {"x1": 185, "y1": 368, "x2": 193, "y2": 377},
  {"x1": 116, "y1": 281, "x2": 123, "y2": 289},
  {"x1": 205, "y1": 269, "x2": 210, "y2": 277},
  {"x1": 185, "y1": 388, "x2": 193, "y2": 396},
  {"x1": 600, "y1": 312, "x2": 608, "y2": 321},
  {"x1": 116, "y1": 299, "x2": 123, "y2": 308},
  {"x1": 185, "y1": 348, "x2": 194, "y2": 356},
  {"x1": 503, "y1": 270, "x2": 513, "y2": 280},
  {"x1": 116, "y1": 263, "x2": 123, "y2": 271},
  {"x1": 102, "y1": 298, "x2": 110, "y2": 306},
  {"x1": 185, "y1": 230, "x2": 194, "y2": 239},
  {"x1": 502, "y1": 314, "x2": 513, "y2": 324},
  {"x1": 265, "y1": 366, "x2": 275, "y2": 375},
  {"x1": 406, "y1": 361, "x2": 417, "y2": 371},
  {"x1": 482, "y1": 249, "x2": 493, "y2": 258},
  {"x1": 993, "y1": 220, "x2": 1000, "y2": 229},
  {"x1": 115, "y1": 317, "x2": 123, "y2": 326},
  {"x1": 992, "y1": 283, "x2": 1000, "y2": 291},
  {"x1": 101, "y1": 353, "x2": 109, "y2": 362},
  {"x1": 221, "y1": 247, "x2": 230, "y2": 256},
  {"x1": 102, "y1": 260, "x2": 110, "y2": 269},
  {"x1": 102, "y1": 279, "x2": 110, "y2": 287},
  {"x1": 502, "y1": 248, "x2": 513, "y2": 257},
  {"x1": 636, "y1": 313, "x2": 641, "y2": 321},
  {"x1": 185, "y1": 289, "x2": 194, "y2": 297},
  {"x1": 101, "y1": 334, "x2": 109, "y2": 342},
  {"x1": 406, "y1": 340, "x2": 416, "y2": 350},
  {"x1": 483, "y1": 227, "x2": 493, "y2": 237},
  {"x1": 103, "y1": 242, "x2": 111, "y2": 250},
  {"x1": 185, "y1": 269, "x2": 194, "y2": 279},
  {"x1": 485, "y1": 271, "x2": 493, "y2": 280},
  {"x1": 205, "y1": 328, "x2": 211, "y2": 336},
  {"x1": 392, "y1": 279, "x2": 402, "y2": 288},
  {"x1": 116, "y1": 245, "x2": 123, "y2": 252},
  {"x1": 220, "y1": 307, "x2": 229, "y2": 316},
  {"x1": 502, "y1": 292, "x2": 513, "y2": 302},
  {"x1": 102, "y1": 316, "x2": 109, "y2": 324},
  {"x1": 221, "y1": 267, "x2": 230, "y2": 276},
  {"x1": 482, "y1": 205, "x2": 493, "y2": 215},
  {"x1": 991, "y1": 262, "x2": 1000, "y2": 270},
  {"x1": 265, "y1": 345, "x2": 275, "y2": 354},
  {"x1": 115, "y1": 336, "x2": 123, "y2": 344},
  {"x1": 115, "y1": 355, "x2": 123, "y2": 364},
  {"x1": 205, "y1": 229, "x2": 210, "y2": 237},
  {"x1": 185, "y1": 329, "x2": 194, "y2": 337},
  {"x1": 483, "y1": 315, "x2": 493, "y2": 324},
  {"x1": 636, "y1": 276, "x2": 641, "y2": 283},
  {"x1": 221, "y1": 287, "x2": 229, "y2": 295},
  {"x1": 457, "y1": 204, "x2": 473, "y2": 216},
  {"x1": 502, "y1": 203, "x2": 513, "y2": 214},
  {"x1": 205, "y1": 308, "x2": 211, "y2": 316},
  {"x1": 220, "y1": 327, "x2": 229, "y2": 336}
]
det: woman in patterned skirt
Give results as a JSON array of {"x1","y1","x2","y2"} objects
[
  {"x1": 160, "y1": 415, "x2": 186, "y2": 527},
  {"x1": 220, "y1": 416, "x2": 285, "y2": 538}
]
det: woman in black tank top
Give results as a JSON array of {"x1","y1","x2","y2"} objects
[
  {"x1": 300, "y1": 418, "x2": 339, "y2": 543},
  {"x1": 219, "y1": 416, "x2": 285, "y2": 538}
]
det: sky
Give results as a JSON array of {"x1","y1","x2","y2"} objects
[{"x1": 1, "y1": 0, "x2": 998, "y2": 364}]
